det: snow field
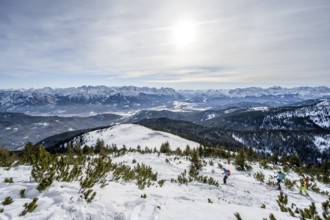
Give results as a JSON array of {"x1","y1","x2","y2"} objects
[
  {"x1": 80, "y1": 124, "x2": 200, "y2": 151},
  {"x1": 1, "y1": 152, "x2": 328, "y2": 220}
]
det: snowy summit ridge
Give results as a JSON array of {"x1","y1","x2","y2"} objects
[{"x1": 74, "y1": 124, "x2": 200, "y2": 150}]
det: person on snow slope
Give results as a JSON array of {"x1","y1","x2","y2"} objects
[
  {"x1": 223, "y1": 168, "x2": 230, "y2": 184},
  {"x1": 277, "y1": 170, "x2": 285, "y2": 190}
]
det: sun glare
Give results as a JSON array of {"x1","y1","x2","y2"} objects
[{"x1": 171, "y1": 20, "x2": 196, "y2": 47}]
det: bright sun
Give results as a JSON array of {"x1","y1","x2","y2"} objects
[{"x1": 171, "y1": 20, "x2": 196, "y2": 47}]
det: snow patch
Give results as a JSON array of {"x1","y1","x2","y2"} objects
[
  {"x1": 248, "y1": 107, "x2": 269, "y2": 112},
  {"x1": 232, "y1": 134, "x2": 245, "y2": 144},
  {"x1": 313, "y1": 135, "x2": 330, "y2": 152},
  {"x1": 224, "y1": 109, "x2": 236, "y2": 114},
  {"x1": 205, "y1": 113, "x2": 217, "y2": 120},
  {"x1": 34, "y1": 122, "x2": 49, "y2": 126},
  {"x1": 89, "y1": 111, "x2": 97, "y2": 116}
]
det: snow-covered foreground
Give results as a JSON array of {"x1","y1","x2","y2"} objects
[
  {"x1": 0, "y1": 152, "x2": 328, "y2": 220},
  {"x1": 79, "y1": 124, "x2": 200, "y2": 150}
]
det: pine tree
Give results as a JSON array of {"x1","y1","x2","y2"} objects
[
  {"x1": 73, "y1": 144, "x2": 82, "y2": 155},
  {"x1": 175, "y1": 147, "x2": 182, "y2": 156},
  {"x1": 288, "y1": 154, "x2": 300, "y2": 167},
  {"x1": 94, "y1": 138, "x2": 105, "y2": 154},
  {"x1": 320, "y1": 159, "x2": 330, "y2": 183},
  {"x1": 160, "y1": 142, "x2": 171, "y2": 154},
  {"x1": 321, "y1": 159, "x2": 329, "y2": 175},
  {"x1": 66, "y1": 142, "x2": 74, "y2": 154},
  {"x1": 279, "y1": 153, "x2": 288, "y2": 165},
  {"x1": 246, "y1": 146, "x2": 256, "y2": 161},
  {"x1": 271, "y1": 151, "x2": 279, "y2": 165},
  {"x1": 190, "y1": 149, "x2": 202, "y2": 170},
  {"x1": 235, "y1": 148, "x2": 246, "y2": 170},
  {"x1": 0, "y1": 148, "x2": 18, "y2": 167},
  {"x1": 23, "y1": 142, "x2": 39, "y2": 163},
  {"x1": 184, "y1": 145, "x2": 191, "y2": 156}
]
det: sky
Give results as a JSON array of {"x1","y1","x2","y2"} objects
[{"x1": 0, "y1": 0, "x2": 330, "y2": 90}]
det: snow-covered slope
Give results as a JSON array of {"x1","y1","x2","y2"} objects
[
  {"x1": 76, "y1": 124, "x2": 200, "y2": 150},
  {"x1": 0, "y1": 153, "x2": 328, "y2": 220},
  {"x1": 262, "y1": 100, "x2": 330, "y2": 129}
]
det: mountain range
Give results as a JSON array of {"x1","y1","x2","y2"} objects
[
  {"x1": 0, "y1": 86, "x2": 330, "y2": 165},
  {"x1": 1, "y1": 86, "x2": 330, "y2": 115}
]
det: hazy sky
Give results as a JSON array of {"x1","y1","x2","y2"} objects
[{"x1": 0, "y1": 0, "x2": 330, "y2": 89}]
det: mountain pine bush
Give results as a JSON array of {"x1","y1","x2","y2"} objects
[
  {"x1": 83, "y1": 189, "x2": 96, "y2": 203},
  {"x1": 20, "y1": 189, "x2": 25, "y2": 198},
  {"x1": 30, "y1": 145, "x2": 56, "y2": 191},
  {"x1": 322, "y1": 198, "x2": 329, "y2": 219},
  {"x1": 0, "y1": 148, "x2": 18, "y2": 167},
  {"x1": 277, "y1": 192, "x2": 288, "y2": 212},
  {"x1": 177, "y1": 172, "x2": 189, "y2": 185},
  {"x1": 19, "y1": 198, "x2": 38, "y2": 216},
  {"x1": 134, "y1": 163, "x2": 158, "y2": 189},
  {"x1": 2, "y1": 196, "x2": 13, "y2": 206},
  {"x1": 4, "y1": 177, "x2": 13, "y2": 183},
  {"x1": 234, "y1": 212, "x2": 242, "y2": 220},
  {"x1": 284, "y1": 178, "x2": 295, "y2": 190},
  {"x1": 269, "y1": 213, "x2": 277, "y2": 220},
  {"x1": 259, "y1": 159, "x2": 271, "y2": 169},
  {"x1": 158, "y1": 179, "x2": 166, "y2": 187},
  {"x1": 254, "y1": 172, "x2": 265, "y2": 182},
  {"x1": 80, "y1": 156, "x2": 113, "y2": 195}
]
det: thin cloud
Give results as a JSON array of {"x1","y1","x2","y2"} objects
[{"x1": 0, "y1": 0, "x2": 329, "y2": 89}]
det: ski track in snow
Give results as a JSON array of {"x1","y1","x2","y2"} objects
[{"x1": 1, "y1": 153, "x2": 329, "y2": 220}]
